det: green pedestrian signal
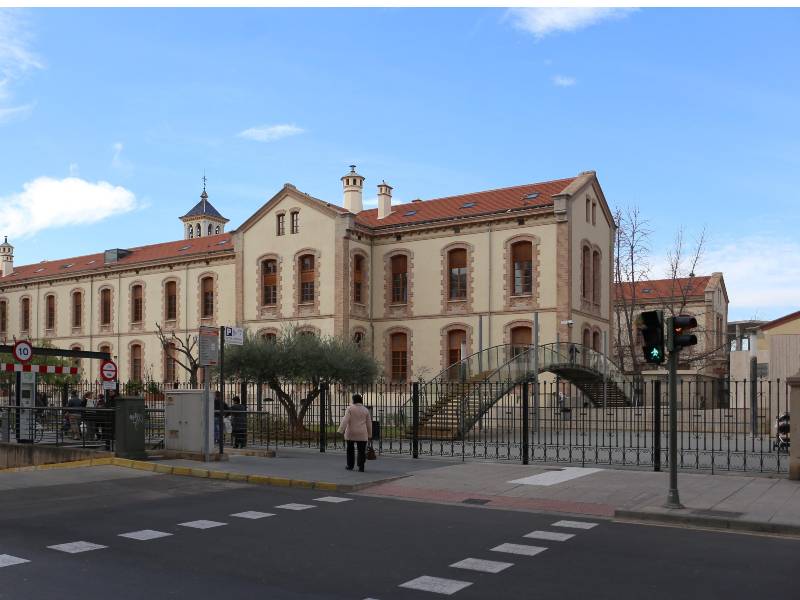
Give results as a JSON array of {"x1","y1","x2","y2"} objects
[{"x1": 639, "y1": 310, "x2": 666, "y2": 365}]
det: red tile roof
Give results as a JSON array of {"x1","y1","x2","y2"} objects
[
  {"x1": 354, "y1": 177, "x2": 576, "y2": 228},
  {"x1": 615, "y1": 276, "x2": 712, "y2": 303},
  {"x1": 761, "y1": 309, "x2": 800, "y2": 331},
  {"x1": 1, "y1": 233, "x2": 234, "y2": 285}
]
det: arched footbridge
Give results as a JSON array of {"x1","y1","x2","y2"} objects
[{"x1": 412, "y1": 343, "x2": 632, "y2": 440}]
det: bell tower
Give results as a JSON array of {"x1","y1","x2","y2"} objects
[{"x1": 179, "y1": 176, "x2": 229, "y2": 240}]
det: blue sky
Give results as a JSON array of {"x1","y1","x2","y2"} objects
[{"x1": 1, "y1": 7, "x2": 798, "y2": 321}]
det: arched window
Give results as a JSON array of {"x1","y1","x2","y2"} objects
[
  {"x1": 99, "y1": 343, "x2": 111, "y2": 357},
  {"x1": 593, "y1": 330, "x2": 601, "y2": 352},
  {"x1": 511, "y1": 241, "x2": 533, "y2": 296},
  {"x1": 195, "y1": 223, "x2": 201, "y2": 238},
  {"x1": 586, "y1": 198, "x2": 591, "y2": 222},
  {"x1": 582, "y1": 245, "x2": 591, "y2": 300},
  {"x1": 0, "y1": 300, "x2": 6, "y2": 335},
  {"x1": 70, "y1": 344, "x2": 82, "y2": 372},
  {"x1": 447, "y1": 329, "x2": 466, "y2": 369},
  {"x1": 71, "y1": 290, "x2": 82, "y2": 328},
  {"x1": 215, "y1": 225, "x2": 220, "y2": 235},
  {"x1": 261, "y1": 331, "x2": 277, "y2": 343},
  {"x1": 164, "y1": 342, "x2": 177, "y2": 383},
  {"x1": 390, "y1": 332, "x2": 408, "y2": 382},
  {"x1": 164, "y1": 280, "x2": 177, "y2": 321},
  {"x1": 583, "y1": 327, "x2": 591, "y2": 349},
  {"x1": 353, "y1": 254, "x2": 364, "y2": 304},
  {"x1": 131, "y1": 284, "x2": 143, "y2": 323},
  {"x1": 353, "y1": 330, "x2": 364, "y2": 349},
  {"x1": 592, "y1": 250, "x2": 601, "y2": 304},
  {"x1": 188, "y1": 225, "x2": 194, "y2": 239},
  {"x1": 261, "y1": 259, "x2": 277, "y2": 306},
  {"x1": 447, "y1": 248, "x2": 467, "y2": 300},
  {"x1": 45, "y1": 294, "x2": 56, "y2": 330},
  {"x1": 20, "y1": 297, "x2": 30, "y2": 332},
  {"x1": 276, "y1": 214, "x2": 285, "y2": 236},
  {"x1": 207, "y1": 223, "x2": 213, "y2": 236},
  {"x1": 299, "y1": 254, "x2": 315, "y2": 304},
  {"x1": 510, "y1": 325, "x2": 532, "y2": 357},
  {"x1": 592, "y1": 201, "x2": 597, "y2": 226},
  {"x1": 130, "y1": 344, "x2": 143, "y2": 382},
  {"x1": 201, "y1": 276, "x2": 214, "y2": 318},
  {"x1": 290, "y1": 211, "x2": 299, "y2": 234},
  {"x1": 100, "y1": 288, "x2": 112, "y2": 325},
  {"x1": 391, "y1": 254, "x2": 408, "y2": 304}
]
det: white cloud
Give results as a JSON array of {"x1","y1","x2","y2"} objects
[
  {"x1": 552, "y1": 75, "x2": 577, "y2": 87},
  {"x1": 237, "y1": 124, "x2": 305, "y2": 142},
  {"x1": 0, "y1": 177, "x2": 138, "y2": 239},
  {"x1": 508, "y1": 8, "x2": 634, "y2": 40},
  {"x1": 0, "y1": 10, "x2": 43, "y2": 123}
]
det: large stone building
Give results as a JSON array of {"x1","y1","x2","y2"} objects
[
  {"x1": 730, "y1": 309, "x2": 800, "y2": 384},
  {"x1": 0, "y1": 168, "x2": 615, "y2": 384}
]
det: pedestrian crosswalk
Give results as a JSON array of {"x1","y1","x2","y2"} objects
[
  {"x1": 48, "y1": 541, "x2": 107, "y2": 554},
  {"x1": 119, "y1": 529, "x2": 173, "y2": 541}
]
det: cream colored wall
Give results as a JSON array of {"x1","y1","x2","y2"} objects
[
  {"x1": 569, "y1": 185, "x2": 613, "y2": 319},
  {"x1": 241, "y1": 192, "x2": 338, "y2": 324}
]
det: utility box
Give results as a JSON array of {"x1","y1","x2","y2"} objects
[
  {"x1": 114, "y1": 396, "x2": 147, "y2": 460},
  {"x1": 164, "y1": 389, "x2": 212, "y2": 457}
]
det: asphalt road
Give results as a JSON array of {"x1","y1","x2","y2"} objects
[{"x1": 0, "y1": 469, "x2": 796, "y2": 600}]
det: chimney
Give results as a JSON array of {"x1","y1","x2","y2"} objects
[
  {"x1": 0, "y1": 237, "x2": 13, "y2": 277},
  {"x1": 377, "y1": 181, "x2": 393, "y2": 219},
  {"x1": 341, "y1": 165, "x2": 364, "y2": 213}
]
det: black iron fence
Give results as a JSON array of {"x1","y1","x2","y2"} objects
[{"x1": 1, "y1": 377, "x2": 792, "y2": 474}]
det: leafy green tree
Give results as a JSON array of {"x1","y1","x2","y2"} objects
[{"x1": 224, "y1": 326, "x2": 378, "y2": 432}]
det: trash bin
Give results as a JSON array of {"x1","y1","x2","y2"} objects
[
  {"x1": 372, "y1": 420, "x2": 381, "y2": 441},
  {"x1": 114, "y1": 396, "x2": 147, "y2": 460}
]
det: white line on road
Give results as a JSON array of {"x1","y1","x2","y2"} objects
[
  {"x1": 0, "y1": 554, "x2": 30, "y2": 568},
  {"x1": 509, "y1": 467, "x2": 602, "y2": 486},
  {"x1": 178, "y1": 520, "x2": 227, "y2": 529},
  {"x1": 399, "y1": 575, "x2": 473, "y2": 595},
  {"x1": 491, "y1": 543, "x2": 548, "y2": 557},
  {"x1": 523, "y1": 530, "x2": 575, "y2": 542},
  {"x1": 314, "y1": 497, "x2": 352, "y2": 503},
  {"x1": 450, "y1": 557, "x2": 514, "y2": 573},
  {"x1": 230, "y1": 511, "x2": 276, "y2": 519},
  {"x1": 48, "y1": 541, "x2": 108, "y2": 554},
  {"x1": 119, "y1": 530, "x2": 173, "y2": 541},
  {"x1": 275, "y1": 503, "x2": 316, "y2": 511},
  {"x1": 552, "y1": 520, "x2": 598, "y2": 530}
]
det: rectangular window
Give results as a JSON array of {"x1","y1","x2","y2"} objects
[
  {"x1": 100, "y1": 289, "x2": 112, "y2": 325},
  {"x1": 512, "y1": 243, "x2": 533, "y2": 296},
  {"x1": 592, "y1": 202, "x2": 597, "y2": 226},
  {"x1": 290, "y1": 211, "x2": 299, "y2": 234},
  {"x1": 72, "y1": 293, "x2": 82, "y2": 328},
  {"x1": 276, "y1": 214, "x2": 285, "y2": 236},
  {"x1": 45, "y1": 295, "x2": 56, "y2": 330},
  {"x1": 448, "y1": 249, "x2": 467, "y2": 300},
  {"x1": 0, "y1": 301, "x2": 6, "y2": 334},
  {"x1": 391, "y1": 333, "x2": 408, "y2": 382},
  {"x1": 164, "y1": 343, "x2": 176, "y2": 382},
  {"x1": 131, "y1": 345, "x2": 142, "y2": 382},
  {"x1": 391, "y1": 255, "x2": 408, "y2": 304},
  {"x1": 201, "y1": 277, "x2": 214, "y2": 318},
  {"x1": 299, "y1": 255, "x2": 314, "y2": 304},
  {"x1": 165, "y1": 281, "x2": 177, "y2": 321},
  {"x1": 262, "y1": 260, "x2": 277, "y2": 306},
  {"x1": 131, "y1": 285, "x2": 143, "y2": 323},
  {"x1": 353, "y1": 255, "x2": 363, "y2": 304},
  {"x1": 21, "y1": 298, "x2": 30, "y2": 332}
]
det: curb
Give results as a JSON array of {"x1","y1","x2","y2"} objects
[
  {"x1": 0, "y1": 456, "x2": 114, "y2": 473},
  {"x1": 614, "y1": 509, "x2": 800, "y2": 538},
  {"x1": 109, "y1": 457, "x2": 351, "y2": 492}
]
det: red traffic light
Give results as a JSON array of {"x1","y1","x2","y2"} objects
[{"x1": 669, "y1": 315, "x2": 698, "y2": 350}]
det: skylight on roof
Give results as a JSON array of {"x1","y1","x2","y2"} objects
[
  {"x1": 87, "y1": 260, "x2": 96, "y2": 265},
  {"x1": 178, "y1": 245, "x2": 191, "y2": 251},
  {"x1": 524, "y1": 192, "x2": 540, "y2": 200},
  {"x1": 34, "y1": 267, "x2": 45, "y2": 273},
  {"x1": 461, "y1": 202, "x2": 477, "y2": 208},
  {"x1": 62, "y1": 263, "x2": 74, "y2": 269},
  {"x1": 404, "y1": 210, "x2": 417, "y2": 216},
  {"x1": 642, "y1": 288, "x2": 652, "y2": 294},
  {"x1": 216, "y1": 240, "x2": 229, "y2": 245}
]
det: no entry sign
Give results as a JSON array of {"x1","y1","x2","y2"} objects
[
  {"x1": 100, "y1": 359, "x2": 118, "y2": 382},
  {"x1": 13, "y1": 340, "x2": 33, "y2": 363}
]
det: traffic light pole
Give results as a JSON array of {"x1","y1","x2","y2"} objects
[{"x1": 666, "y1": 347, "x2": 684, "y2": 509}]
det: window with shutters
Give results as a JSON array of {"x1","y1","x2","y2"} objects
[
  {"x1": 391, "y1": 254, "x2": 408, "y2": 304},
  {"x1": 130, "y1": 344, "x2": 143, "y2": 382},
  {"x1": 0, "y1": 300, "x2": 6, "y2": 335},
  {"x1": 100, "y1": 288, "x2": 112, "y2": 326},
  {"x1": 390, "y1": 332, "x2": 408, "y2": 382},
  {"x1": 511, "y1": 241, "x2": 533, "y2": 296},
  {"x1": 299, "y1": 254, "x2": 315, "y2": 304},
  {"x1": 131, "y1": 284, "x2": 143, "y2": 323},
  {"x1": 201, "y1": 276, "x2": 214, "y2": 318},
  {"x1": 165, "y1": 280, "x2": 177, "y2": 321},
  {"x1": 21, "y1": 297, "x2": 30, "y2": 332},
  {"x1": 276, "y1": 214, "x2": 285, "y2": 236},
  {"x1": 45, "y1": 294, "x2": 56, "y2": 331},
  {"x1": 510, "y1": 325, "x2": 532, "y2": 357},
  {"x1": 290, "y1": 211, "x2": 299, "y2": 234},
  {"x1": 72, "y1": 291, "x2": 82, "y2": 328},
  {"x1": 448, "y1": 248, "x2": 467, "y2": 300},
  {"x1": 262, "y1": 259, "x2": 277, "y2": 306},
  {"x1": 164, "y1": 343, "x2": 177, "y2": 383},
  {"x1": 353, "y1": 254, "x2": 364, "y2": 304},
  {"x1": 447, "y1": 329, "x2": 466, "y2": 369}
]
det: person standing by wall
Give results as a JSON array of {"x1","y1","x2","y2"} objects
[
  {"x1": 337, "y1": 394, "x2": 372, "y2": 472},
  {"x1": 229, "y1": 396, "x2": 247, "y2": 448},
  {"x1": 66, "y1": 390, "x2": 83, "y2": 440}
]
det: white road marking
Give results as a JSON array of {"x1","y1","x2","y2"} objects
[
  {"x1": 230, "y1": 511, "x2": 276, "y2": 519},
  {"x1": 48, "y1": 541, "x2": 108, "y2": 554},
  {"x1": 399, "y1": 575, "x2": 473, "y2": 595},
  {"x1": 314, "y1": 496, "x2": 352, "y2": 503},
  {"x1": 275, "y1": 503, "x2": 315, "y2": 511},
  {"x1": 178, "y1": 520, "x2": 227, "y2": 529},
  {"x1": 0, "y1": 554, "x2": 30, "y2": 568},
  {"x1": 491, "y1": 543, "x2": 548, "y2": 557},
  {"x1": 523, "y1": 530, "x2": 575, "y2": 542},
  {"x1": 553, "y1": 520, "x2": 598, "y2": 530},
  {"x1": 509, "y1": 467, "x2": 602, "y2": 486},
  {"x1": 450, "y1": 557, "x2": 514, "y2": 574},
  {"x1": 119, "y1": 529, "x2": 173, "y2": 541}
]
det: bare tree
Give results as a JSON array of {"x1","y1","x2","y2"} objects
[
  {"x1": 662, "y1": 226, "x2": 707, "y2": 317},
  {"x1": 155, "y1": 323, "x2": 200, "y2": 385}
]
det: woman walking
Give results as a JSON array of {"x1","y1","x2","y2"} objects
[{"x1": 337, "y1": 394, "x2": 372, "y2": 472}]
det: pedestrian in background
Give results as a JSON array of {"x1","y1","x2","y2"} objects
[
  {"x1": 337, "y1": 394, "x2": 372, "y2": 472},
  {"x1": 66, "y1": 390, "x2": 83, "y2": 440},
  {"x1": 230, "y1": 396, "x2": 247, "y2": 449},
  {"x1": 214, "y1": 391, "x2": 229, "y2": 445}
]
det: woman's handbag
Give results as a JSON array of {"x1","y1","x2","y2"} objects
[{"x1": 366, "y1": 442, "x2": 377, "y2": 461}]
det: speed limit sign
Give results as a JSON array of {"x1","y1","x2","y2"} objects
[
  {"x1": 13, "y1": 340, "x2": 33, "y2": 363},
  {"x1": 100, "y1": 360, "x2": 118, "y2": 382}
]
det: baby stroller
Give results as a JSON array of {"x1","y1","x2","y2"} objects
[{"x1": 773, "y1": 412, "x2": 790, "y2": 452}]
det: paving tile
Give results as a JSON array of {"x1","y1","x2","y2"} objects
[{"x1": 399, "y1": 575, "x2": 473, "y2": 595}]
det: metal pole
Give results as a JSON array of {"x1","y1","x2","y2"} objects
[
  {"x1": 412, "y1": 381, "x2": 419, "y2": 459},
  {"x1": 218, "y1": 326, "x2": 225, "y2": 455},
  {"x1": 533, "y1": 312, "x2": 540, "y2": 434},
  {"x1": 749, "y1": 357, "x2": 758, "y2": 437},
  {"x1": 602, "y1": 330, "x2": 608, "y2": 410},
  {"x1": 653, "y1": 379, "x2": 661, "y2": 472},
  {"x1": 522, "y1": 381, "x2": 529, "y2": 465},
  {"x1": 555, "y1": 331, "x2": 561, "y2": 408},
  {"x1": 478, "y1": 315, "x2": 484, "y2": 374},
  {"x1": 666, "y1": 349, "x2": 683, "y2": 508},
  {"x1": 460, "y1": 341, "x2": 467, "y2": 382},
  {"x1": 319, "y1": 382, "x2": 327, "y2": 453},
  {"x1": 203, "y1": 367, "x2": 211, "y2": 462}
]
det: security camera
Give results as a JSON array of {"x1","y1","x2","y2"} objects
[{"x1": 560, "y1": 320, "x2": 574, "y2": 326}]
